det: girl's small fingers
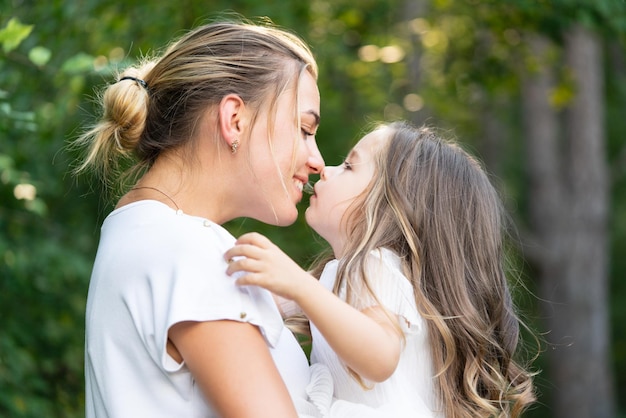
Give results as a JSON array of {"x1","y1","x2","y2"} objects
[
  {"x1": 226, "y1": 257, "x2": 244, "y2": 275},
  {"x1": 224, "y1": 249, "x2": 236, "y2": 262},
  {"x1": 234, "y1": 272, "x2": 263, "y2": 287},
  {"x1": 225, "y1": 260, "x2": 238, "y2": 276},
  {"x1": 224, "y1": 243, "x2": 261, "y2": 262},
  {"x1": 224, "y1": 245, "x2": 246, "y2": 261},
  {"x1": 236, "y1": 232, "x2": 271, "y2": 248},
  {"x1": 226, "y1": 255, "x2": 264, "y2": 276},
  {"x1": 234, "y1": 274, "x2": 250, "y2": 286}
]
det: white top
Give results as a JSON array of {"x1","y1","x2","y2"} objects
[
  {"x1": 85, "y1": 201, "x2": 311, "y2": 417},
  {"x1": 306, "y1": 248, "x2": 444, "y2": 418}
]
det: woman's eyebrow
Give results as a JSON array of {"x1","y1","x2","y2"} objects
[{"x1": 302, "y1": 109, "x2": 320, "y2": 127}]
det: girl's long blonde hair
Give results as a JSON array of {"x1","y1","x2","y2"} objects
[{"x1": 311, "y1": 121, "x2": 536, "y2": 417}]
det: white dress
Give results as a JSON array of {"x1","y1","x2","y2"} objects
[
  {"x1": 85, "y1": 201, "x2": 312, "y2": 417},
  {"x1": 303, "y1": 248, "x2": 444, "y2": 418}
]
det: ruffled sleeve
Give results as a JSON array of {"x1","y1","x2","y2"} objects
[
  {"x1": 122, "y1": 211, "x2": 283, "y2": 373},
  {"x1": 337, "y1": 248, "x2": 422, "y2": 334}
]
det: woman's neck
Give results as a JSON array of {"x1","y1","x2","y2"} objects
[{"x1": 139, "y1": 151, "x2": 242, "y2": 224}]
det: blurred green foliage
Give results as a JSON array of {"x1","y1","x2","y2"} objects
[{"x1": 1, "y1": 0, "x2": 624, "y2": 416}]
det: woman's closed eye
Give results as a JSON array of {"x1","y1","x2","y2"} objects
[{"x1": 301, "y1": 128, "x2": 315, "y2": 139}]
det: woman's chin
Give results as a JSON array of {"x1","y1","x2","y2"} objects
[{"x1": 273, "y1": 209, "x2": 299, "y2": 227}]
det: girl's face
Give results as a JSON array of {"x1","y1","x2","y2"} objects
[
  {"x1": 246, "y1": 70, "x2": 324, "y2": 226},
  {"x1": 306, "y1": 127, "x2": 390, "y2": 257}
]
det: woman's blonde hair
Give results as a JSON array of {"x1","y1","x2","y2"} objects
[
  {"x1": 73, "y1": 18, "x2": 317, "y2": 191},
  {"x1": 311, "y1": 121, "x2": 536, "y2": 417}
]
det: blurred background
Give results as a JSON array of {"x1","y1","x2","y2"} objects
[{"x1": 1, "y1": 0, "x2": 625, "y2": 417}]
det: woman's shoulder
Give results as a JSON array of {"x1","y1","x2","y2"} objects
[{"x1": 104, "y1": 200, "x2": 235, "y2": 247}]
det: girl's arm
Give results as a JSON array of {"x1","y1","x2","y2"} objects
[
  {"x1": 225, "y1": 232, "x2": 403, "y2": 382},
  {"x1": 168, "y1": 319, "x2": 298, "y2": 418},
  {"x1": 274, "y1": 294, "x2": 303, "y2": 318}
]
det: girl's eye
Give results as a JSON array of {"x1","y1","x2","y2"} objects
[
  {"x1": 343, "y1": 160, "x2": 352, "y2": 170},
  {"x1": 301, "y1": 128, "x2": 314, "y2": 139}
]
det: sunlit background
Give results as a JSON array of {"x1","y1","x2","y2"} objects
[{"x1": 2, "y1": 1, "x2": 625, "y2": 417}]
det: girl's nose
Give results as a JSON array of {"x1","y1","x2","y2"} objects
[{"x1": 320, "y1": 165, "x2": 336, "y2": 180}]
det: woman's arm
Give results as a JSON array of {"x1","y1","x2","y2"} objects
[
  {"x1": 225, "y1": 232, "x2": 403, "y2": 382},
  {"x1": 168, "y1": 319, "x2": 298, "y2": 418}
]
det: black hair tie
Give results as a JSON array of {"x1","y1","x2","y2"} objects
[{"x1": 119, "y1": 76, "x2": 148, "y2": 90}]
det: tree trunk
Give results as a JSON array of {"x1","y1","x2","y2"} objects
[
  {"x1": 401, "y1": 0, "x2": 430, "y2": 127},
  {"x1": 521, "y1": 33, "x2": 567, "y2": 413},
  {"x1": 558, "y1": 24, "x2": 614, "y2": 418},
  {"x1": 522, "y1": 26, "x2": 614, "y2": 418},
  {"x1": 521, "y1": 33, "x2": 565, "y2": 268}
]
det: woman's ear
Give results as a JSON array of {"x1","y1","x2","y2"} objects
[{"x1": 218, "y1": 94, "x2": 246, "y2": 150}]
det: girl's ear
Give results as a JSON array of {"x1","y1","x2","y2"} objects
[{"x1": 218, "y1": 94, "x2": 246, "y2": 149}]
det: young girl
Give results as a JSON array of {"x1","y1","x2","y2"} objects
[{"x1": 225, "y1": 121, "x2": 537, "y2": 417}]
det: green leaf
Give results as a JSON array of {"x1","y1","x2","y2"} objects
[
  {"x1": 28, "y1": 46, "x2": 51, "y2": 67},
  {"x1": 0, "y1": 154, "x2": 14, "y2": 171},
  {"x1": 0, "y1": 18, "x2": 34, "y2": 53},
  {"x1": 60, "y1": 52, "x2": 95, "y2": 74}
]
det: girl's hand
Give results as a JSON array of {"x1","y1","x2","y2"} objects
[
  {"x1": 226, "y1": 233, "x2": 403, "y2": 382},
  {"x1": 224, "y1": 232, "x2": 315, "y2": 302}
]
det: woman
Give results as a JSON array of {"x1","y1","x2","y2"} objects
[{"x1": 74, "y1": 19, "x2": 324, "y2": 417}]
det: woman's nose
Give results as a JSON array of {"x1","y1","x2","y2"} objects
[{"x1": 306, "y1": 138, "x2": 325, "y2": 174}]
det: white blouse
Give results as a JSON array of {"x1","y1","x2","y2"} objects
[
  {"x1": 304, "y1": 248, "x2": 444, "y2": 418},
  {"x1": 85, "y1": 201, "x2": 311, "y2": 417}
]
